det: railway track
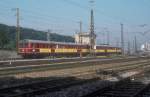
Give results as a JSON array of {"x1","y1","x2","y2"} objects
[
  {"x1": 81, "y1": 78, "x2": 145, "y2": 97},
  {"x1": 0, "y1": 56, "x2": 147, "y2": 91},
  {"x1": 0, "y1": 57, "x2": 109, "y2": 66},
  {"x1": 137, "y1": 83, "x2": 150, "y2": 97},
  {"x1": 0, "y1": 57, "x2": 149, "y2": 77},
  {"x1": 0, "y1": 72, "x2": 99, "y2": 97},
  {"x1": 83, "y1": 80, "x2": 150, "y2": 97},
  {"x1": 0, "y1": 56, "x2": 147, "y2": 67},
  {"x1": 82, "y1": 70, "x2": 150, "y2": 97},
  {"x1": 0, "y1": 57, "x2": 148, "y2": 75},
  {"x1": 0, "y1": 60, "x2": 148, "y2": 89},
  {"x1": 0, "y1": 57, "x2": 150, "y2": 97},
  {"x1": 102, "y1": 61, "x2": 150, "y2": 73}
]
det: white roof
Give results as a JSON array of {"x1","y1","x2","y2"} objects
[
  {"x1": 20, "y1": 39, "x2": 87, "y2": 46},
  {"x1": 19, "y1": 39, "x2": 120, "y2": 48}
]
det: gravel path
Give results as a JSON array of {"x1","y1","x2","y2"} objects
[
  {"x1": 0, "y1": 50, "x2": 21, "y2": 59},
  {"x1": 12, "y1": 59, "x2": 147, "y2": 78}
]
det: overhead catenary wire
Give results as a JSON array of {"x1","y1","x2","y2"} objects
[
  {"x1": 0, "y1": 6, "x2": 78, "y2": 33},
  {"x1": 61, "y1": 0, "x2": 124, "y2": 24},
  {"x1": 0, "y1": 1, "x2": 87, "y2": 26},
  {"x1": 0, "y1": 0, "x2": 148, "y2": 50},
  {"x1": 0, "y1": 0, "x2": 127, "y2": 33},
  {"x1": 0, "y1": 0, "x2": 147, "y2": 29}
]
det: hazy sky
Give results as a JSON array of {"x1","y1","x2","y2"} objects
[{"x1": 0, "y1": 0, "x2": 150, "y2": 49}]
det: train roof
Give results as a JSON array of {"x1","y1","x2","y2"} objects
[
  {"x1": 19, "y1": 39, "x2": 88, "y2": 46},
  {"x1": 20, "y1": 39, "x2": 121, "y2": 48}
]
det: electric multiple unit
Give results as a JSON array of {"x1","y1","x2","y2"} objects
[{"x1": 19, "y1": 39, "x2": 121, "y2": 58}]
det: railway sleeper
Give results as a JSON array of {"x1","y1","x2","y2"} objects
[{"x1": 0, "y1": 78, "x2": 98, "y2": 97}]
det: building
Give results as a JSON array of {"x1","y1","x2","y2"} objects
[
  {"x1": 141, "y1": 42, "x2": 150, "y2": 51},
  {"x1": 140, "y1": 42, "x2": 150, "y2": 55},
  {"x1": 75, "y1": 32, "x2": 96, "y2": 45}
]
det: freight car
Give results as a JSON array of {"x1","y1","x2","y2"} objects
[{"x1": 18, "y1": 39, "x2": 121, "y2": 58}]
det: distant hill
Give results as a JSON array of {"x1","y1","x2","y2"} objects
[{"x1": 0, "y1": 23, "x2": 75, "y2": 50}]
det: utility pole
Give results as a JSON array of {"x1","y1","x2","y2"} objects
[
  {"x1": 15, "y1": 8, "x2": 20, "y2": 54},
  {"x1": 89, "y1": 0, "x2": 96, "y2": 56},
  {"x1": 134, "y1": 36, "x2": 137, "y2": 54},
  {"x1": 107, "y1": 31, "x2": 109, "y2": 45},
  {"x1": 116, "y1": 37, "x2": 119, "y2": 47},
  {"x1": 79, "y1": 21, "x2": 82, "y2": 33},
  {"x1": 121, "y1": 23, "x2": 124, "y2": 55},
  {"x1": 90, "y1": 9, "x2": 95, "y2": 48},
  {"x1": 79, "y1": 21, "x2": 82, "y2": 44},
  {"x1": 133, "y1": 39, "x2": 135, "y2": 55},
  {"x1": 47, "y1": 29, "x2": 51, "y2": 41},
  {"x1": 103, "y1": 33, "x2": 106, "y2": 45},
  {"x1": 128, "y1": 41, "x2": 131, "y2": 55}
]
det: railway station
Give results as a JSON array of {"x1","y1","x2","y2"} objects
[{"x1": 0, "y1": 0, "x2": 150, "y2": 97}]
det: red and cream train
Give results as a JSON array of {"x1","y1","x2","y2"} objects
[{"x1": 18, "y1": 39, "x2": 121, "y2": 58}]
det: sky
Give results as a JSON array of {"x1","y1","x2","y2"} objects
[{"x1": 0, "y1": 0, "x2": 150, "y2": 50}]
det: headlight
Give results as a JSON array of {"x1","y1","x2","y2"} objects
[
  {"x1": 22, "y1": 49, "x2": 24, "y2": 52},
  {"x1": 32, "y1": 49, "x2": 35, "y2": 52}
]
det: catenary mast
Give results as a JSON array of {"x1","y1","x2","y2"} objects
[{"x1": 89, "y1": 0, "x2": 96, "y2": 55}]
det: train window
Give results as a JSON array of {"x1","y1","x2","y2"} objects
[
  {"x1": 37, "y1": 44, "x2": 39, "y2": 48},
  {"x1": 20, "y1": 43, "x2": 28, "y2": 48},
  {"x1": 32, "y1": 43, "x2": 37, "y2": 48},
  {"x1": 48, "y1": 44, "x2": 51, "y2": 48},
  {"x1": 30, "y1": 43, "x2": 32, "y2": 48},
  {"x1": 38, "y1": 44, "x2": 40, "y2": 48},
  {"x1": 63, "y1": 45, "x2": 67, "y2": 48},
  {"x1": 46, "y1": 44, "x2": 48, "y2": 48},
  {"x1": 50, "y1": 44, "x2": 54, "y2": 48},
  {"x1": 34, "y1": 43, "x2": 37, "y2": 48},
  {"x1": 36, "y1": 43, "x2": 38, "y2": 48},
  {"x1": 60, "y1": 45, "x2": 63, "y2": 48},
  {"x1": 36, "y1": 43, "x2": 40, "y2": 48},
  {"x1": 70, "y1": 45, "x2": 72, "y2": 48},
  {"x1": 19, "y1": 43, "x2": 23, "y2": 48},
  {"x1": 42, "y1": 44, "x2": 44, "y2": 48},
  {"x1": 43, "y1": 44, "x2": 46, "y2": 48},
  {"x1": 43, "y1": 44, "x2": 45, "y2": 48},
  {"x1": 50, "y1": 44, "x2": 52, "y2": 48},
  {"x1": 45, "y1": 44, "x2": 47, "y2": 48},
  {"x1": 73, "y1": 45, "x2": 75, "y2": 48},
  {"x1": 60, "y1": 44, "x2": 63, "y2": 48},
  {"x1": 39, "y1": 43, "x2": 41, "y2": 48}
]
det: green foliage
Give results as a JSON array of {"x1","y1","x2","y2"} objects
[
  {"x1": 0, "y1": 23, "x2": 75, "y2": 49},
  {"x1": 4, "y1": 41, "x2": 16, "y2": 50},
  {"x1": 0, "y1": 32, "x2": 9, "y2": 49},
  {"x1": 0, "y1": 24, "x2": 9, "y2": 49}
]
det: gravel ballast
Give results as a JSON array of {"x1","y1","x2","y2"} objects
[{"x1": 36, "y1": 80, "x2": 112, "y2": 97}]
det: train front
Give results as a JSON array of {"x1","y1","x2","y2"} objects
[{"x1": 18, "y1": 40, "x2": 39, "y2": 58}]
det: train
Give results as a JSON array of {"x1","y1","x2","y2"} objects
[{"x1": 18, "y1": 39, "x2": 122, "y2": 58}]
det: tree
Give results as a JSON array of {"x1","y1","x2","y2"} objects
[
  {"x1": 0, "y1": 31, "x2": 9, "y2": 49},
  {"x1": 0, "y1": 23, "x2": 75, "y2": 49}
]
